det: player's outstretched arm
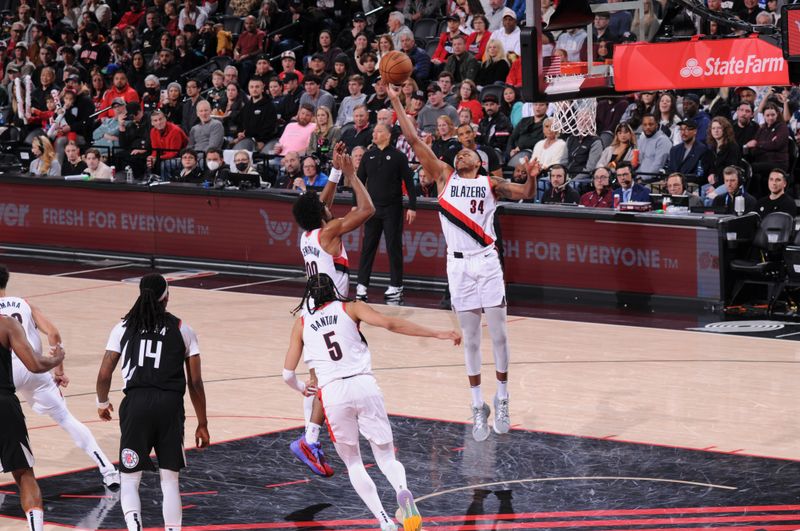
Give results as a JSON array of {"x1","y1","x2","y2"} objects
[
  {"x1": 185, "y1": 354, "x2": 209, "y2": 448},
  {"x1": 5, "y1": 317, "x2": 64, "y2": 373},
  {"x1": 318, "y1": 144, "x2": 342, "y2": 211},
  {"x1": 387, "y1": 83, "x2": 450, "y2": 192},
  {"x1": 96, "y1": 349, "x2": 121, "y2": 420},
  {"x1": 491, "y1": 157, "x2": 542, "y2": 201},
  {"x1": 30, "y1": 303, "x2": 68, "y2": 386},
  {"x1": 347, "y1": 301, "x2": 462, "y2": 345},
  {"x1": 323, "y1": 147, "x2": 375, "y2": 238}
]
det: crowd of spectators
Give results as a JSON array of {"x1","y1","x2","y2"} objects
[{"x1": 0, "y1": 0, "x2": 797, "y2": 218}]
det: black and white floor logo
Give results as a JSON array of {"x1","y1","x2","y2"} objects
[{"x1": 689, "y1": 320, "x2": 800, "y2": 339}]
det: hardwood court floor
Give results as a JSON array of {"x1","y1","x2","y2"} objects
[{"x1": 0, "y1": 273, "x2": 797, "y2": 530}]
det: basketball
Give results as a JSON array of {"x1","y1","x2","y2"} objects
[{"x1": 379, "y1": 51, "x2": 413, "y2": 85}]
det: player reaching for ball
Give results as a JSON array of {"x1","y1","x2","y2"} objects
[{"x1": 387, "y1": 81, "x2": 541, "y2": 442}]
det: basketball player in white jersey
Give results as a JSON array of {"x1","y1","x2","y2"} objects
[
  {"x1": 290, "y1": 143, "x2": 376, "y2": 476},
  {"x1": 0, "y1": 265, "x2": 120, "y2": 488},
  {"x1": 387, "y1": 84, "x2": 541, "y2": 442},
  {"x1": 283, "y1": 273, "x2": 461, "y2": 531}
]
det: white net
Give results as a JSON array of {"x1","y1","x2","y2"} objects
[{"x1": 550, "y1": 97, "x2": 598, "y2": 137}]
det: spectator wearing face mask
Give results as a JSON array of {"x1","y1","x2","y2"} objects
[{"x1": 202, "y1": 147, "x2": 230, "y2": 184}]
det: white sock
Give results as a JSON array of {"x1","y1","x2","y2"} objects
[
  {"x1": 470, "y1": 385, "x2": 483, "y2": 408},
  {"x1": 302, "y1": 394, "x2": 314, "y2": 425},
  {"x1": 53, "y1": 408, "x2": 116, "y2": 474},
  {"x1": 496, "y1": 380, "x2": 508, "y2": 400},
  {"x1": 371, "y1": 441, "x2": 407, "y2": 493},
  {"x1": 335, "y1": 442, "x2": 393, "y2": 527},
  {"x1": 305, "y1": 422, "x2": 321, "y2": 445},
  {"x1": 121, "y1": 471, "x2": 143, "y2": 531},
  {"x1": 160, "y1": 469, "x2": 182, "y2": 531},
  {"x1": 26, "y1": 508, "x2": 43, "y2": 531}
]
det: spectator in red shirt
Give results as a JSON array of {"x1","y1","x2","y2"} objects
[
  {"x1": 234, "y1": 15, "x2": 266, "y2": 80},
  {"x1": 115, "y1": 0, "x2": 145, "y2": 30},
  {"x1": 148, "y1": 109, "x2": 189, "y2": 177},
  {"x1": 99, "y1": 71, "x2": 140, "y2": 119},
  {"x1": 579, "y1": 167, "x2": 614, "y2": 208}
]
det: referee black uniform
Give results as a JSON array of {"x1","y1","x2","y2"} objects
[
  {"x1": 356, "y1": 136, "x2": 416, "y2": 296},
  {"x1": 107, "y1": 314, "x2": 197, "y2": 473}
]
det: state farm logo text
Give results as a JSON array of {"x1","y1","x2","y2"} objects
[{"x1": 680, "y1": 55, "x2": 784, "y2": 78}]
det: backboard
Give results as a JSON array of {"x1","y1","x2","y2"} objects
[{"x1": 521, "y1": 0, "x2": 643, "y2": 102}]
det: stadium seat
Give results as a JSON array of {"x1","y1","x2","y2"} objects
[
  {"x1": 425, "y1": 38, "x2": 439, "y2": 58},
  {"x1": 506, "y1": 149, "x2": 532, "y2": 169},
  {"x1": 599, "y1": 130, "x2": 614, "y2": 148},
  {"x1": 480, "y1": 84, "x2": 505, "y2": 104},
  {"x1": 223, "y1": 15, "x2": 243, "y2": 35},
  {"x1": 719, "y1": 211, "x2": 759, "y2": 251},
  {"x1": 414, "y1": 18, "x2": 439, "y2": 40}
]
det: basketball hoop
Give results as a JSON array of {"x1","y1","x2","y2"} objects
[{"x1": 546, "y1": 75, "x2": 598, "y2": 137}]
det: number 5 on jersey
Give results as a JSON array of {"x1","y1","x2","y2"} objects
[
  {"x1": 138, "y1": 339, "x2": 162, "y2": 368},
  {"x1": 323, "y1": 332, "x2": 342, "y2": 361}
]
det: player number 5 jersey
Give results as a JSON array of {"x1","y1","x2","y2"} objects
[
  {"x1": 302, "y1": 301, "x2": 371, "y2": 388},
  {"x1": 300, "y1": 229, "x2": 350, "y2": 297},
  {"x1": 438, "y1": 173, "x2": 498, "y2": 252}
]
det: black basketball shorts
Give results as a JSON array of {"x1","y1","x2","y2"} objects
[
  {"x1": 119, "y1": 389, "x2": 185, "y2": 473},
  {"x1": 0, "y1": 392, "x2": 35, "y2": 472}
]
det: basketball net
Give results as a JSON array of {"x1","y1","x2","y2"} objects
[{"x1": 546, "y1": 74, "x2": 598, "y2": 137}]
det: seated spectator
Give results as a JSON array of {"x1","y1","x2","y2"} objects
[
  {"x1": 118, "y1": 102, "x2": 150, "y2": 178},
  {"x1": 173, "y1": 148, "x2": 204, "y2": 182},
  {"x1": 437, "y1": 72, "x2": 459, "y2": 106},
  {"x1": 532, "y1": 117, "x2": 567, "y2": 170},
  {"x1": 232, "y1": 150, "x2": 260, "y2": 175},
  {"x1": 456, "y1": 79, "x2": 483, "y2": 123},
  {"x1": 665, "y1": 172, "x2": 703, "y2": 208},
  {"x1": 398, "y1": 31, "x2": 432, "y2": 84},
  {"x1": 387, "y1": 11, "x2": 411, "y2": 50},
  {"x1": 507, "y1": 102, "x2": 548, "y2": 159},
  {"x1": 503, "y1": 85, "x2": 524, "y2": 127},
  {"x1": 465, "y1": 15, "x2": 491, "y2": 61},
  {"x1": 541, "y1": 164, "x2": 580, "y2": 204},
  {"x1": 733, "y1": 101, "x2": 758, "y2": 148},
  {"x1": 681, "y1": 93, "x2": 711, "y2": 144},
  {"x1": 556, "y1": 28, "x2": 587, "y2": 62},
  {"x1": 475, "y1": 39, "x2": 511, "y2": 88},
  {"x1": 756, "y1": 168, "x2": 797, "y2": 216},
  {"x1": 61, "y1": 141, "x2": 88, "y2": 176},
  {"x1": 637, "y1": 114, "x2": 671, "y2": 180},
  {"x1": 206, "y1": 70, "x2": 226, "y2": 112},
  {"x1": 218, "y1": 82, "x2": 246, "y2": 139},
  {"x1": 711, "y1": 166, "x2": 757, "y2": 214},
  {"x1": 418, "y1": 82, "x2": 460, "y2": 134},
  {"x1": 180, "y1": 78, "x2": 204, "y2": 134},
  {"x1": 274, "y1": 103, "x2": 316, "y2": 156},
  {"x1": 490, "y1": 9, "x2": 521, "y2": 58},
  {"x1": 202, "y1": 147, "x2": 230, "y2": 185},
  {"x1": 336, "y1": 75, "x2": 368, "y2": 127},
  {"x1": 666, "y1": 118, "x2": 711, "y2": 179},
  {"x1": 29, "y1": 135, "x2": 61, "y2": 177},
  {"x1": 84, "y1": 147, "x2": 113, "y2": 181},
  {"x1": 299, "y1": 75, "x2": 336, "y2": 114},
  {"x1": 477, "y1": 93, "x2": 512, "y2": 153},
  {"x1": 340, "y1": 105, "x2": 373, "y2": 151},
  {"x1": 232, "y1": 78, "x2": 278, "y2": 153},
  {"x1": 188, "y1": 100, "x2": 224, "y2": 152},
  {"x1": 745, "y1": 104, "x2": 790, "y2": 197},
  {"x1": 597, "y1": 121, "x2": 637, "y2": 169},
  {"x1": 565, "y1": 130, "x2": 603, "y2": 190},
  {"x1": 305, "y1": 53, "x2": 328, "y2": 79},
  {"x1": 366, "y1": 77, "x2": 391, "y2": 120},
  {"x1": 99, "y1": 70, "x2": 139, "y2": 119},
  {"x1": 457, "y1": 123, "x2": 502, "y2": 176},
  {"x1": 274, "y1": 151, "x2": 304, "y2": 189},
  {"x1": 703, "y1": 116, "x2": 741, "y2": 195},
  {"x1": 458, "y1": 107, "x2": 476, "y2": 129},
  {"x1": 92, "y1": 99, "x2": 127, "y2": 153},
  {"x1": 612, "y1": 161, "x2": 650, "y2": 203},
  {"x1": 432, "y1": 115, "x2": 461, "y2": 163},
  {"x1": 161, "y1": 82, "x2": 184, "y2": 125},
  {"x1": 656, "y1": 92, "x2": 681, "y2": 144},
  {"x1": 444, "y1": 35, "x2": 480, "y2": 84},
  {"x1": 579, "y1": 167, "x2": 614, "y2": 208},
  {"x1": 294, "y1": 155, "x2": 329, "y2": 191},
  {"x1": 307, "y1": 106, "x2": 342, "y2": 161},
  {"x1": 148, "y1": 109, "x2": 188, "y2": 177},
  {"x1": 431, "y1": 15, "x2": 465, "y2": 68}
]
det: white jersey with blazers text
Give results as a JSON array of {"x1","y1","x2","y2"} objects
[
  {"x1": 302, "y1": 301, "x2": 371, "y2": 388},
  {"x1": 300, "y1": 228, "x2": 350, "y2": 297},
  {"x1": 0, "y1": 297, "x2": 42, "y2": 356},
  {"x1": 438, "y1": 172, "x2": 498, "y2": 253}
]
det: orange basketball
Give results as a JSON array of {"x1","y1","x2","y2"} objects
[{"x1": 379, "y1": 51, "x2": 413, "y2": 85}]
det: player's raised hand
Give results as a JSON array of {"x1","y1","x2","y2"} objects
[
  {"x1": 524, "y1": 157, "x2": 542, "y2": 178},
  {"x1": 195, "y1": 425, "x2": 210, "y2": 448},
  {"x1": 332, "y1": 141, "x2": 347, "y2": 169},
  {"x1": 386, "y1": 82, "x2": 401, "y2": 101},
  {"x1": 437, "y1": 329, "x2": 463, "y2": 345},
  {"x1": 341, "y1": 152, "x2": 355, "y2": 176}
]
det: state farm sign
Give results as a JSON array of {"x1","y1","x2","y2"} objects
[{"x1": 614, "y1": 35, "x2": 789, "y2": 91}]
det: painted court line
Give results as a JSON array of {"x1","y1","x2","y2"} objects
[
  {"x1": 52, "y1": 263, "x2": 133, "y2": 277},
  {"x1": 211, "y1": 276, "x2": 301, "y2": 291}
]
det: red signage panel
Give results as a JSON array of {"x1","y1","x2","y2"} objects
[
  {"x1": 614, "y1": 36, "x2": 789, "y2": 91},
  {"x1": 0, "y1": 183, "x2": 720, "y2": 300}
]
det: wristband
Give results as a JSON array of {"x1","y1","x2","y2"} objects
[
  {"x1": 96, "y1": 397, "x2": 110, "y2": 409},
  {"x1": 328, "y1": 167, "x2": 343, "y2": 184}
]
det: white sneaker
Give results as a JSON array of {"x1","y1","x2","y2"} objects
[
  {"x1": 356, "y1": 284, "x2": 368, "y2": 301},
  {"x1": 493, "y1": 394, "x2": 510, "y2": 434},
  {"x1": 102, "y1": 468, "x2": 120, "y2": 489},
  {"x1": 384, "y1": 286, "x2": 403, "y2": 305},
  {"x1": 471, "y1": 402, "x2": 491, "y2": 442}
]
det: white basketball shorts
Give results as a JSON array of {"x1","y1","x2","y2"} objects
[
  {"x1": 12, "y1": 356, "x2": 66, "y2": 416},
  {"x1": 447, "y1": 246, "x2": 506, "y2": 312},
  {"x1": 319, "y1": 374, "x2": 393, "y2": 446}
]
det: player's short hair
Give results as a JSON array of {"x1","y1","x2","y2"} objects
[
  {"x1": 292, "y1": 190, "x2": 325, "y2": 231},
  {"x1": 0, "y1": 264, "x2": 9, "y2": 289}
]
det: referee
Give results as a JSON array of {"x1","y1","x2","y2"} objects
[
  {"x1": 96, "y1": 274, "x2": 209, "y2": 531},
  {"x1": 355, "y1": 123, "x2": 417, "y2": 305}
]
